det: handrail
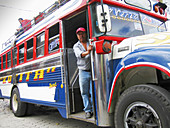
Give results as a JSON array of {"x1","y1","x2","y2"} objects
[
  {"x1": 60, "y1": 48, "x2": 65, "y2": 84},
  {"x1": 70, "y1": 68, "x2": 79, "y2": 86}
]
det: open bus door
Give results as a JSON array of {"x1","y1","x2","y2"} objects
[{"x1": 61, "y1": 11, "x2": 96, "y2": 124}]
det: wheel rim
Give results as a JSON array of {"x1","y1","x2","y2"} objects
[
  {"x1": 12, "y1": 93, "x2": 18, "y2": 112},
  {"x1": 124, "y1": 102, "x2": 161, "y2": 128}
]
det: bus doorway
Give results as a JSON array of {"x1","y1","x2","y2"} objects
[{"x1": 62, "y1": 11, "x2": 95, "y2": 123}]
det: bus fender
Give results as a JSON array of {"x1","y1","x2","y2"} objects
[{"x1": 108, "y1": 46, "x2": 170, "y2": 112}]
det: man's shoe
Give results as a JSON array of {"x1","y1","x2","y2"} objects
[{"x1": 85, "y1": 112, "x2": 93, "y2": 119}]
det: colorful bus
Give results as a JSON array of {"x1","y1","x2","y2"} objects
[{"x1": 0, "y1": 0, "x2": 169, "y2": 127}]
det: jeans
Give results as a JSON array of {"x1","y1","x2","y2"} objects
[{"x1": 79, "y1": 70, "x2": 93, "y2": 113}]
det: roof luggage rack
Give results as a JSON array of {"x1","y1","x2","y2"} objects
[{"x1": 2, "y1": 0, "x2": 70, "y2": 51}]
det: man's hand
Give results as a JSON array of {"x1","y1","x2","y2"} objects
[
  {"x1": 81, "y1": 45, "x2": 93, "y2": 58},
  {"x1": 87, "y1": 45, "x2": 93, "y2": 53}
]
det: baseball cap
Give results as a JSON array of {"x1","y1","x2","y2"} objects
[{"x1": 76, "y1": 27, "x2": 86, "y2": 34}]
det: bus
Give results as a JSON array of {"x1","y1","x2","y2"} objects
[{"x1": 0, "y1": 0, "x2": 169, "y2": 127}]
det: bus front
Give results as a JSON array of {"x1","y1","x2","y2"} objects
[{"x1": 88, "y1": 0, "x2": 169, "y2": 127}]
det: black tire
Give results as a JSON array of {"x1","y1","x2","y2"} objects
[
  {"x1": 11, "y1": 88, "x2": 27, "y2": 117},
  {"x1": 114, "y1": 85, "x2": 170, "y2": 128},
  {"x1": 25, "y1": 103, "x2": 34, "y2": 116}
]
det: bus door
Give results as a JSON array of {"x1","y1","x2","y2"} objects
[{"x1": 62, "y1": 11, "x2": 96, "y2": 123}]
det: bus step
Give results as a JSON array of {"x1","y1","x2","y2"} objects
[{"x1": 69, "y1": 111, "x2": 95, "y2": 124}]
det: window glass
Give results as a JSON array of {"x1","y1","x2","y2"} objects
[
  {"x1": 48, "y1": 23, "x2": 59, "y2": 53},
  {"x1": 140, "y1": 13, "x2": 166, "y2": 34},
  {"x1": 19, "y1": 44, "x2": 24, "y2": 64},
  {"x1": 108, "y1": 6, "x2": 143, "y2": 37},
  {"x1": 36, "y1": 32, "x2": 45, "y2": 58},
  {"x1": 27, "y1": 38, "x2": 33, "y2": 61},
  {"x1": 91, "y1": 5, "x2": 144, "y2": 37},
  {"x1": 3, "y1": 54, "x2": 6, "y2": 69},
  {"x1": 7, "y1": 51, "x2": 11, "y2": 68},
  {"x1": 13, "y1": 47, "x2": 17, "y2": 66}
]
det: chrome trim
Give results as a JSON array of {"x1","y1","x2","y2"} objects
[
  {"x1": 89, "y1": 39, "x2": 97, "y2": 81},
  {"x1": 92, "y1": 52, "x2": 113, "y2": 127}
]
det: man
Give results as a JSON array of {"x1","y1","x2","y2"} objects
[
  {"x1": 73, "y1": 27, "x2": 93, "y2": 118},
  {"x1": 17, "y1": 18, "x2": 31, "y2": 33}
]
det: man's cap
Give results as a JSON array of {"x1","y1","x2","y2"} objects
[{"x1": 76, "y1": 27, "x2": 86, "y2": 34}]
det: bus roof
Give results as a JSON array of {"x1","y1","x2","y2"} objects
[
  {"x1": 1, "y1": 0, "x2": 87, "y2": 54},
  {"x1": 1, "y1": 0, "x2": 168, "y2": 54}
]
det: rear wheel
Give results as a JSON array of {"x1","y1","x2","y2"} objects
[
  {"x1": 114, "y1": 85, "x2": 170, "y2": 128},
  {"x1": 25, "y1": 103, "x2": 34, "y2": 116},
  {"x1": 11, "y1": 88, "x2": 27, "y2": 117}
]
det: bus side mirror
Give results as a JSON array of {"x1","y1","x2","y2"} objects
[{"x1": 96, "y1": 4, "x2": 112, "y2": 33}]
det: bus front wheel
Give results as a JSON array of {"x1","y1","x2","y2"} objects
[
  {"x1": 11, "y1": 88, "x2": 27, "y2": 117},
  {"x1": 114, "y1": 85, "x2": 170, "y2": 128}
]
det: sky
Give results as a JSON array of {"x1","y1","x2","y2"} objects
[
  {"x1": 0, "y1": 0, "x2": 57, "y2": 48},
  {"x1": 0, "y1": 0, "x2": 169, "y2": 52}
]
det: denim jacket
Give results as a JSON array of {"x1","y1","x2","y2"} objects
[{"x1": 73, "y1": 41, "x2": 91, "y2": 70}]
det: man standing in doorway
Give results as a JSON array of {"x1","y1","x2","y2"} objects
[{"x1": 73, "y1": 27, "x2": 93, "y2": 118}]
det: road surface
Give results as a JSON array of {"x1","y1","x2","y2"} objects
[{"x1": 0, "y1": 99, "x2": 98, "y2": 128}]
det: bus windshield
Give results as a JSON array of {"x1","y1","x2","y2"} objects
[
  {"x1": 91, "y1": 4, "x2": 166, "y2": 38},
  {"x1": 140, "y1": 13, "x2": 166, "y2": 34}
]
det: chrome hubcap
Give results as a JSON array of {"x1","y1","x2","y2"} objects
[{"x1": 124, "y1": 102, "x2": 161, "y2": 128}]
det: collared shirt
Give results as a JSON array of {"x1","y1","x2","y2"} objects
[{"x1": 73, "y1": 41, "x2": 91, "y2": 70}]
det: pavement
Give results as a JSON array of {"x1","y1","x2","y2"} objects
[{"x1": 0, "y1": 99, "x2": 97, "y2": 128}]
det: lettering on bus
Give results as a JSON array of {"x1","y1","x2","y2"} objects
[
  {"x1": 26, "y1": 72, "x2": 32, "y2": 81},
  {"x1": 34, "y1": 69, "x2": 44, "y2": 81},
  {"x1": 49, "y1": 82, "x2": 63, "y2": 89},
  {"x1": 3, "y1": 77, "x2": 7, "y2": 84},
  {"x1": 8, "y1": 76, "x2": 12, "y2": 83},
  {"x1": 19, "y1": 73, "x2": 23, "y2": 82},
  {"x1": 49, "y1": 82, "x2": 57, "y2": 88},
  {"x1": 109, "y1": 7, "x2": 140, "y2": 23},
  {"x1": 47, "y1": 67, "x2": 56, "y2": 73},
  {"x1": 0, "y1": 67, "x2": 57, "y2": 84}
]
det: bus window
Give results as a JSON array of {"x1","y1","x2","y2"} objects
[
  {"x1": 13, "y1": 47, "x2": 17, "y2": 66},
  {"x1": 140, "y1": 13, "x2": 166, "y2": 34},
  {"x1": 27, "y1": 38, "x2": 33, "y2": 61},
  {"x1": 36, "y1": 32, "x2": 45, "y2": 58},
  {"x1": 19, "y1": 44, "x2": 25, "y2": 64},
  {"x1": 7, "y1": 51, "x2": 11, "y2": 68},
  {"x1": 3, "y1": 54, "x2": 6, "y2": 69},
  {"x1": 48, "y1": 23, "x2": 59, "y2": 53}
]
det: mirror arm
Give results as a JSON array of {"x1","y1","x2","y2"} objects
[{"x1": 100, "y1": 0, "x2": 107, "y2": 35}]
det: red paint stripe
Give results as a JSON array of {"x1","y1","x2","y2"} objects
[
  {"x1": 88, "y1": 5, "x2": 93, "y2": 39},
  {"x1": 125, "y1": 63, "x2": 170, "y2": 77},
  {"x1": 108, "y1": 63, "x2": 170, "y2": 112},
  {"x1": 107, "y1": 67, "x2": 124, "y2": 112}
]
